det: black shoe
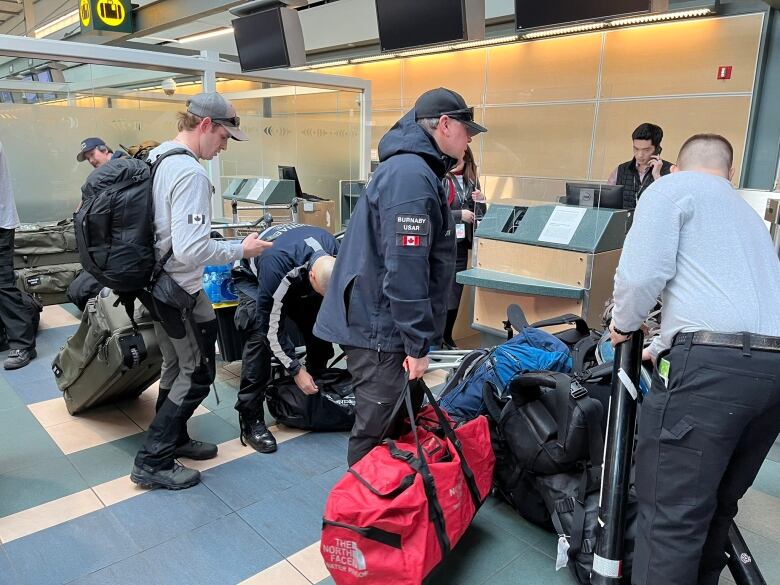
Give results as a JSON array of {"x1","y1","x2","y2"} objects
[
  {"x1": 442, "y1": 340, "x2": 459, "y2": 350},
  {"x1": 174, "y1": 439, "x2": 218, "y2": 460},
  {"x1": 4, "y1": 348, "x2": 36, "y2": 370},
  {"x1": 130, "y1": 462, "x2": 201, "y2": 490},
  {"x1": 240, "y1": 415, "x2": 277, "y2": 454}
]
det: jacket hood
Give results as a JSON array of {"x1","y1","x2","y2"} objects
[{"x1": 377, "y1": 110, "x2": 457, "y2": 178}]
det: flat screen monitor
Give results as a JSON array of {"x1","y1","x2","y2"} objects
[
  {"x1": 233, "y1": 9, "x2": 291, "y2": 71},
  {"x1": 565, "y1": 182, "x2": 624, "y2": 209},
  {"x1": 375, "y1": 0, "x2": 467, "y2": 52},
  {"x1": 515, "y1": 0, "x2": 650, "y2": 30},
  {"x1": 0, "y1": 91, "x2": 13, "y2": 104},
  {"x1": 278, "y1": 165, "x2": 303, "y2": 199},
  {"x1": 34, "y1": 69, "x2": 57, "y2": 102}
]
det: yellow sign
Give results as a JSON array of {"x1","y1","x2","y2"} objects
[
  {"x1": 79, "y1": 0, "x2": 91, "y2": 27},
  {"x1": 95, "y1": 0, "x2": 126, "y2": 27}
]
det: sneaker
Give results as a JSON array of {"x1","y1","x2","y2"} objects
[
  {"x1": 3, "y1": 348, "x2": 36, "y2": 370},
  {"x1": 240, "y1": 416, "x2": 277, "y2": 454},
  {"x1": 130, "y1": 462, "x2": 201, "y2": 490},
  {"x1": 174, "y1": 439, "x2": 218, "y2": 460}
]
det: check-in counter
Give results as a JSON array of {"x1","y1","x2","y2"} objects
[{"x1": 458, "y1": 203, "x2": 627, "y2": 337}]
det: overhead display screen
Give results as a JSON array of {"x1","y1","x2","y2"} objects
[
  {"x1": 514, "y1": 0, "x2": 651, "y2": 30},
  {"x1": 376, "y1": 0, "x2": 467, "y2": 52}
]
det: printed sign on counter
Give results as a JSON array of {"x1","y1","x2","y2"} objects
[{"x1": 538, "y1": 205, "x2": 587, "y2": 245}]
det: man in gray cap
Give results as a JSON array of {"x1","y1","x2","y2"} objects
[
  {"x1": 76, "y1": 137, "x2": 125, "y2": 168},
  {"x1": 131, "y1": 92, "x2": 269, "y2": 490}
]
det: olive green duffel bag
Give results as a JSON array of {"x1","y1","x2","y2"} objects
[
  {"x1": 14, "y1": 219, "x2": 80, "y2": 269},
  {"x1": 15, "y1": 263, "x2": 82, "y2": 306},
  {"x1": 52, "y1": 289, "x2": 162, "y2": 415}
]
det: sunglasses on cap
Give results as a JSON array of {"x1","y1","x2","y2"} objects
[
  {"x1": 211, "y1": 115, "x2": 240, "y2": 127},
  {"x1": 440, "y1": 107, "x2": 474, "y2": 122}
]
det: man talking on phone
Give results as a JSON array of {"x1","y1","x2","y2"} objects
[{"x1": 607, "y1": 122, "x2": 672, "y2": 212}]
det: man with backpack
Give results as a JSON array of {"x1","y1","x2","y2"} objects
[
  {"x1": 130, "y1": 92, "x2": 271, "y2": 490},
  {"x1": 315, "y1": 87, "x2": 486, "y2": 466}
]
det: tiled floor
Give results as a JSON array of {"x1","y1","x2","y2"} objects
[{"x1": 0, "y1": 304, "x2": 778, "y2": 584}]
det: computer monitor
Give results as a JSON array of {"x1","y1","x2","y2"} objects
[
  {"x1": 565, "y1": 182, "x2": 624, "y2": 209},
  {"x1": 278, "y1": 165, "x2": 303, "y2": 199}
]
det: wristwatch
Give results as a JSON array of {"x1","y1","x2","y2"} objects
[{"x1": 613, "y1": 325, "x2": 633, "y2": 336}]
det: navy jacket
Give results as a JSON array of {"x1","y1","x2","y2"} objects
[
  {"x1": 234, "y1": 224, "x2": 338, "y2": 375},
  {"x1": 314, "y1": 111, "x2": 456, "y2": 358}
]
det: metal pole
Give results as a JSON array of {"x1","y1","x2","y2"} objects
[
  {"x1": 727, "y1": 521, "x2": 768, "y2": 585},
  {"x1": 591, "y1": 330, "x2": 643, "y2": 584}
]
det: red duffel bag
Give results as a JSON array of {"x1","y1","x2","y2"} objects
[{"x1": 321, "y1": 381, "x2": 495, "y2": 585}]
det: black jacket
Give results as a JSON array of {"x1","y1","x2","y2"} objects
[
  {"x1": 616, "y1": 158, "x2": 672, "y2": 210},
  {"x1": 233, "y1": 224, "x2": 338, "y2": 375},
  {"x1": 314, "y1": 111, "x2": 457, "y2": 358}
]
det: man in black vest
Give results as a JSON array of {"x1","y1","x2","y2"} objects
[{"x1": 607, "y1": 123, "x2": 672, "y2": 211}]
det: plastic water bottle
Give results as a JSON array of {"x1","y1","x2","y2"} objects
[
  {"x1": 219, "y1": 265, "x2": 238, "y2": 301},
  {"x1": 203, "y1": 266, "x2": 222, "y2": 303}
]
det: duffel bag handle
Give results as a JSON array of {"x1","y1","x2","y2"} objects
[{"x1": 508, "y1": 371, "x2": 559, "y2": 405}]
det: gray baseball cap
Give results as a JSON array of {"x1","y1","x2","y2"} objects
[{"x1": 186, "y1": 92, "x2": 248, "y2": 141}]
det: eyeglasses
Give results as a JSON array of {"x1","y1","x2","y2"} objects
[{"x1": 211, "y1": 115, "x2": 240, "y2": 127}]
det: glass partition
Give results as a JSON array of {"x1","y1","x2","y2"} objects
[{"x1": 0, "y1": 42, "x2": 368, "y2": 228}]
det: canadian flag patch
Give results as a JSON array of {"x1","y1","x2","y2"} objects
[
  {"x1": 187, "y1": 214, "x2": 206, "y2": 225},
  {"x1": 401, "y1": 235, "x2": 421, "y2": 247}
]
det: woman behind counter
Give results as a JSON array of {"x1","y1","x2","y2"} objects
[{"x1": 442, "y1": 145, "x2": 486, "y2": 349}]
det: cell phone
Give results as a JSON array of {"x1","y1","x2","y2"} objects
[{"x1": 654, "y1": 145, "x2": 662, "y2": 156}]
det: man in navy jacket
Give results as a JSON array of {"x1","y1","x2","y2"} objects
[
  {"x1": 315, "y1": 88, "x2": 487, "y2": 465},
  {"x1": 234, "y1": 223, "x2": 338, "y2": 453}
]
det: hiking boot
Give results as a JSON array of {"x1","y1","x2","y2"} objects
[
  {"x1": 4, "y1": 348, "x2": 36, "y2": 370},
  {"x1": 130, "y1": 462, "x2": 201, "y2": 490},
  {"x1": 174, "y1": 439, "x2": 218, "y2": 460},
  {"x1": 240, "y1": 414, "x2": 277, "y2": 454}
]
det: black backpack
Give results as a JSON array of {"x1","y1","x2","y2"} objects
[{"x1": 74, "y1": 149, "x2": 195, "y2": 302}]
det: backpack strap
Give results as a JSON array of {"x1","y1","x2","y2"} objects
[
  {"x1": 571, "y1": 334, "x2": 599, "y2": 377},
  {"x1": 552, "y1": 372, "x2": 604, "y2": 467},
  {"x1": 531, "y1": 314, "x2": 590, "y2": 335}
]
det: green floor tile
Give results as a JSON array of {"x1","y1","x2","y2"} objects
[
  {"x1": 68, "y1": 434, "x2": 148, "y2": 487},
  {"x1": 736, "y1": 488, "x2": 780, "y2": 546},
  {"x1": 0, "y1": 381, "x2": 23, "y2": 411},
  {"x1": 187, "y1": 412, "x2": 241, "y2": 445},
  {"x1": 211, "y1": 406, "x2": 241, "y2": 431},
  {"x1": 0, "y1": 405, "x2": 40, "y2": 438},
  {"x1": 484, "y1": 545, "x2": 578, "y2": 585},
  {"x1": 0, "y1": 426, "x2": 63, "y2": 476},
  {"x1": 426, "y1": 511, "x2": 530, "y2": 585},
  {"x1": 0, "y1": 456, "x2": 90, "y2": 517},
  {"x1": 477, "y1": 498, "x2": 555, "y2": 551},
  {"x1": 201, "y1": 379, "x2": 239, "y2": 411},
  {"x1": 752, "y1": 458, "x2": 780, "y2": 499}
]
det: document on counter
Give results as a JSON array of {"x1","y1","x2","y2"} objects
[{"x1": 538, "y1": 205, "x2": 588, "y2": 245}]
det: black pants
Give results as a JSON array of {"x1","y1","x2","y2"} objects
[
  {"x1": 632, "y1": 340, "x2": 780, "y2": 585},
  {"x1": 135, "y1": 292, "x2": 217, "y2": 472},
  {"x1": 234, "y1": 308, "x2": 333, "y2": 416},
  {"x1": 345, "y1": 348, "x2": 424, "y2": 467},
  {"x1": 0, "y1": 228, "x2": 35, "y2": 350}
]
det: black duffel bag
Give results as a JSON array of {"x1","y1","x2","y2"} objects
[{"x1": 266, "y1": 368, "x2": 355, "y2": 431}]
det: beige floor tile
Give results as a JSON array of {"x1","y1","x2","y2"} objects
[
  {"x1": 222, "y1": 361, "x2": 242, "y2": 377},
  {"x1": 92, "y1": 475, "x2": 148, "y2": 507},
  {"x1": 38, "y1": 304, "x2": 81, "y2": 331},
  {"x1": 273, "y1": 423, "x2": 310, "y2": 444},
  {"x1": 288, "y1": 541, "x2": 329, "y2": 583},
  {"x1": 0, "y1": 489, "x2": 103, "y2": 543},
  {"x1": 239, "y1": 560, "x2": 311, "y2": 585},
  {"x1": 45, "y1": 406, "x2": 143, "y2": 455},
  {"x1": 117, "y1": 397, "x2": 209, "y2": 431},
  {"x1": 27, "y1": 397, "x2": 74, "y2": 428}
]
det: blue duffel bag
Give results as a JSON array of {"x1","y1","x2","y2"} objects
[{"x1": 438, "y1": 326, "x2": 572, "y2": 422}]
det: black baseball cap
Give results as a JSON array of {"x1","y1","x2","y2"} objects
[
  {"x1": 414, "y1": 88, "x2": 487, "y2": 135},
  {"x1": 76, "y1": 137, "x2": 107, "y2": 162}
]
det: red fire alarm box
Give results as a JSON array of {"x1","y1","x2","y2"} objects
[{"x1": 717, "y1": 66, "x2": 733, "y2": 80}]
